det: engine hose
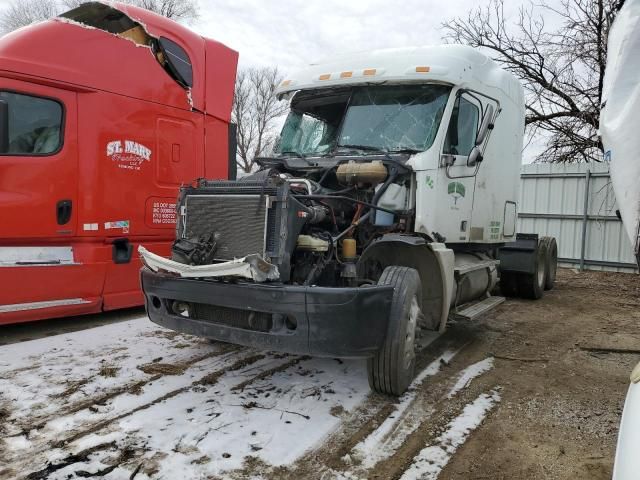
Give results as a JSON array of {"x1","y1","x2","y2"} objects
[
  {"x1": 291, "y1": 195, "x2": 398, "y2": 215},
  {"x1": 332, "y1": 211, "x2": 372, "y2": 243},
  {"x1": 317, "y1": 165, "x2": 337, "y2": 186},
  {"x1": 369, "y1": 166, "x2": 399, "y2": 222}
]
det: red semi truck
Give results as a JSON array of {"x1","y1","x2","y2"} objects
[{"x1": 0, "y1": 1, "x2": 238, "y2": 324}]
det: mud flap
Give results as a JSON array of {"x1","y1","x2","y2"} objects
[{"x1": 497, "y1": 233, "x2": 539, "y2": 275}]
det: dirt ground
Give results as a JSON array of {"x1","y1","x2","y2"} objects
[
  {"x1": 270, "y1": 268, "x2": 639, "y2": 480},
  {"x1": 438, "y1": 268, "x2": 640, "y2": 480},
  {"x1": 0, "y1": 268, "x2": 638, "y2": 479}
]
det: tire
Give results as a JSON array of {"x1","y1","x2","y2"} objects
[
  {"x1": 500, "y1": 272, "x2": 520, "y2": 297},
  {"x1": 368, "y1": 266, "x2": 422, "y2": 396},
  {"x1": 541, "y1": 237, "x2": 558, "y2": 290},
  {"x1": 518, "y1": 241, "x2": 547, "y2": 300}
]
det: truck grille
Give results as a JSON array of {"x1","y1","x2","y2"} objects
[
  {"x1": 184, "y1": 195, "x2": 270, "y2": 260},
  {"x1": 191, "y1": 303, "x2": 273, "y2": 332}
]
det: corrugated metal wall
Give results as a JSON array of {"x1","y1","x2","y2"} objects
[{"x1": 518, "y1": 163, "x2": 638, "y2": 273}]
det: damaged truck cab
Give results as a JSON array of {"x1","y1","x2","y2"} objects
[
  {"x1": 0, "y1": 2, "x2": 237, "y2": 323},
  {"x1": 141, "y1": 45, "x2": 558, "y2": 395}
]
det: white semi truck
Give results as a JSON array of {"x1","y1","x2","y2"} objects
[
  {"x1": 600, "y1": 1, "x2": 640, "y2": 478},
  {"x1": 139, "y1": 45, "x2": 558, "y2": 396}
]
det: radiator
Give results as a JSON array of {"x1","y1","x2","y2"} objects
[
  {"x1": 183, "y1": 194, "x2": 270, "y2": 261},
  {"x1": 177, "y1": 180, "x2": 296, "y2": 279}
]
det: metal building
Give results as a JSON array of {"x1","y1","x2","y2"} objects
[{"x1": 518, "y1": 163, "x2": 637, "y2": 273}]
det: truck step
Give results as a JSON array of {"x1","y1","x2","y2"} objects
[
  {"x1": 454, "y1": 259, "x2": 500, "y2": 276},
  {"x1": 450, "y1": 295, "x2": 505, "y2": 321}
]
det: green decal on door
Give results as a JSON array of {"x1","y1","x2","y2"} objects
[{"x1": 447, "y1": 181, "x2": 465, "y2": 205}]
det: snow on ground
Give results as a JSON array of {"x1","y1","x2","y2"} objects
[
  {"x1": 0, "y1": 316, "x2": 370, "y2": 478},
  {"x1": 350, "y1": 349, "x2": 459, "y2": 469},
  {"x1": 399, "y1": 389, "x2": 502, "y2": 480},
  {"x1": 447, "y1": 357, "x2": 494, "y2": 398},
  {"x1": 0, "y1": 317, "x2": 500, "y2": 479}
]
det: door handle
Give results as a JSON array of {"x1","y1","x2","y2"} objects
[{"x1": 56, "y1": 199, "x2": 72, "y2": 225}]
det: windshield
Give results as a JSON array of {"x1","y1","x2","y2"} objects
[{"x1": 275, "y1": 84, "x2": 451, "y2": 157}]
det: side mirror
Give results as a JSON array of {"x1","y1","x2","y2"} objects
[
  {"x1": 475, "y1": 104, "x2": 494, "y2": 146},
  {"x1": 467, "y1": 146, "x2": 483, "y2": 167},
  {"x1": 0, "y1": 99, "x2": 8, "y2": 153}
]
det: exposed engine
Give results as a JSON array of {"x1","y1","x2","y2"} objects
[{"x1": 170, "y1": 158, "x2": 414, "y2": 287}]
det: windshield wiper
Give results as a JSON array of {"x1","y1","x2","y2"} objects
[
  {"x1": 338, "y1": 144, "x2": 385, "y2": 153},
  {"x1": 277, "y1": 151, "x2": 323, "y2": 167},
  {"x1": 388, "y1": 147, "x2": 423, "y2": 154},
  {"x1": 336, "y1": 144, "x2": 393, "y2": 159},
  {"x1": 279, "y1": 150, "x2": 306, "y2": 158}
]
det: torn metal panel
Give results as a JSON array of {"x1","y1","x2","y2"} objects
[
  {"x1": 59, "y1": 2, "x2": 153, "y2": 46},
  {"x1": 138, "y1": 246, "x2": 280, "y2": 282},
  {"x1": 58, "y1": 2, "x2": 193, "y2": 103}
]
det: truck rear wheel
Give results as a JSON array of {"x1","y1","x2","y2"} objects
[
  {"x1": 541, "y1": 237, "x2": 558, "y2": 290},
  {"x1": 368, "y1": 266, "x2": 422, "y2": 396},
  {"x1": 500, "y1": 272, "x2": 519, "y2": 297},
  {"x1": 518, "y1": 242, "x2": 547, "y2": 300}
]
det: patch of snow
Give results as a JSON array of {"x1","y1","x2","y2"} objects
[
  {"x1": 447, "y1": 357, "x2": 494, "y2": 398},
  {"x1": 350, "y1": 348, "x2": 459, "y2": 469},
  {"x1": 399, "y1": 388, "x2": 501, "y2": 480},
  {"x1": 0, "y1": 317, "x2": 372, "y2": 478}
]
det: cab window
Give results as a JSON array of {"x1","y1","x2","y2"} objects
[
  {"x1": 0, "y1": 91, "x2": 63, "y2": 155},
  {"x1": 443, "y1": 96, "x2": 479, "y2": 156}
]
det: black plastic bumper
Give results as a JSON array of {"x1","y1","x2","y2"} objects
[{"x1": 141, "y1": 268, "x2": 394, "y2": 358}]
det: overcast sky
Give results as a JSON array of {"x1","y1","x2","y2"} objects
[
  {"x1": 0, "y1": 0, "x2": 555, "y2": 160},
  {"x1": 192, "y1": 0, "x2": 552, "y2": 161},
  {"x1": 193, "y1": 0, "x2": 534, "y2": 71}
]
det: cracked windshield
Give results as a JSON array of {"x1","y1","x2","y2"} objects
[{"x1": 275, "y1": 84, "x2": 451, "y2": 157}]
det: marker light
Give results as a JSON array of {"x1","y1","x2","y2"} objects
[
  {"x1": 319, "y1": 74, "x2": 331, "y2": 80},
  {"x1": 415, "y1": 66, "x2": 431, "y2": 73},
  {"x1": 363, "y1": 68, "x2": 377, "y2": 76},
  {"x1": 340, "y1": 71, "x2": 353, "y2": 78}
]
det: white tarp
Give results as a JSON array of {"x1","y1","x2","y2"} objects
[{"x1": 600, "y1": 0, "x2": 640, "y2": 266}]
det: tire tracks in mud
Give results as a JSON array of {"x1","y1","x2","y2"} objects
[
  {"x1": 230, "y1": 355, "x2": 312, "y2": 392},
  {"x1": 266, "y1": 327, "x2": 478, "y2": 480},
  {"x1": 15, "y1": 350, "x2": 321, "y2": 478},
  {"x1": 54, "y1": 352, "x2": 267, "y2": 448},
  {"x1": 6, "y1": 343, "x2": 242, "y2": 439},
  {"x1": 366, "y1": 378, "x2": 501, "y2": 480},
  {"x1": 14, "y1": 350, "x2": 267, "y2": 478},
  {"x1": 348, "y1": 337, "x2": 501, "y2": 480}
]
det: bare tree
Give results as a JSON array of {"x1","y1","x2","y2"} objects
[
  {"x1": 233, "y1": 67, "x2": 289, "y2": 173},
  {"x1": 0, "y1": 0, "x2": 59, "y2": 34},
  {"x1": 443, "y1": 0, "x2": 626, "y2": 162},
  {"x1": 128, "y1": 0, "x2": 199, "y2": 24},
  {"x1": 63, "y1": 0, "x2": 199, "y2": 23}
]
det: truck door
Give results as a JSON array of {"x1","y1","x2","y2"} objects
[
  {"x1": 438, "y1": 93, "x2": 480, "y2": 241},
  {"x1": 0, "y1": 81, "x2": 77, "y2": 239}
]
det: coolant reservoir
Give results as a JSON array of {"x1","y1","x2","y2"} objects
[
  {"x1": 296, "y1": 235, "x2": 329, "y2": 252},
  {"x1": 336, "y1": 161, "x2": 387, "y2": 185},
  {"x1": 374, "y1": 183, "x2": 407, "y2": 226}
]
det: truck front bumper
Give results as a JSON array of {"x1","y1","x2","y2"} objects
[{"x1": 141, "y1": 268, "x2": 393, "y2": 358}]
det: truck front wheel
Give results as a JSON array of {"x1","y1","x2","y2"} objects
[{"x1": 368, "y1": 266, "x2": 422, "y2": 396}]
